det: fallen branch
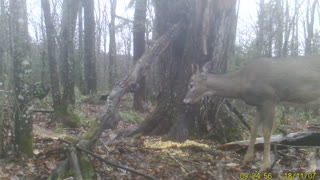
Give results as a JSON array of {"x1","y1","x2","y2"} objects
[
  {"x1": 167, "y1": 153, "x2": 189, "y2": 173},
  {"x1": 219, "y1": 131, "x2": 320, "y2": 151},
  {"x1": 116, "y1": 15, "x2": 134, "y2": 23},
  {"x1": 32, "y1": 109, "x2": 54, "y2": 113},
  {"x1": 69, "y1": 148, "x2": 83, "y2": 180},
  {"x1": 224, "y1": 100, "x2": 250, "y2": 131},
  {"x1": 48, "y1": 159, "x2": 69, "y2": 180},
  {"x1": 59, "y1": 138, "x2": 157, "y2": 180}
]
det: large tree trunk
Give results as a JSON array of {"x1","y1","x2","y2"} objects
[
  {"x1": 83, "y1": 0, "x2": 97, "y2": 94},
  {"x1": 133, "y1": 0, "x2": 147, "y2": 112},
  {"x1": 133, "y1": 0, "x2": 200, "y2": 140},
  {"x1": 60, "y1": 0, "x2": 79, "y2": 105},
  {"x1": 10, "y1": 0, "x2": 33, "y2": 155},
  {"x1": 197, "y1": 7, "x2": 240, "y2": 143},
  {"x1": 131, "y1": 0, "x2": 237, "y2": 141}
]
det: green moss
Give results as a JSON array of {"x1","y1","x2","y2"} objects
[
  {"x1": 53, "y1": 104, "x2": 81, "y2": 128},
  {"x1": 82, "y1": 121, "x2": 99, "y2": 139},
  {"x1": 19, "y1": 137, "x2": 33, "y2": 156},
  {"x1": 119, "y1": 110, "x2": 144, "y2": 123},
  {"x1": 79, "y1": 153, "x2": 94, "y2": 179},
  {"x1": 69, "y1": 112, "x2": 81, "y2": 124},
  {"x1": 54, "y1": 128, "x2": 66, "y2": 134}
]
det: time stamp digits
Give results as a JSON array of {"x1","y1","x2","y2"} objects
[{"x1": 239, "y1": 172, "x2": 317, "y2": 180}]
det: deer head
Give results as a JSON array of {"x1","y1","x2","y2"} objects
[{"x1": 183, "y1": 63, "x2": 214, "y2": 104}]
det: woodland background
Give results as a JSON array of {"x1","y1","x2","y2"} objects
[{"x1": 0, "y1": 0, "x2": 320, "y2": 179}]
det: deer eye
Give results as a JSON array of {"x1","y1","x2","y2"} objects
[{"x1": 188, "y1": 84, "x2": 193, "y2": 89}]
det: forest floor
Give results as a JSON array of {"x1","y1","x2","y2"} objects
[{"x1": 0, "y1": 99, "x2": 320, "y2": 180}]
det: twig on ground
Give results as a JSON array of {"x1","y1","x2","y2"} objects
[
  {"x1": 167, "y1": 153, "x2": 189, "y2": 173},
  {"x1": 59, "y1": 138, "x2": 158, "y2": 180}
]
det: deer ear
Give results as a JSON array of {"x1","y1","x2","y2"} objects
[{"x1": 202, "y1": 61, "x2": 212, "y2": 73}]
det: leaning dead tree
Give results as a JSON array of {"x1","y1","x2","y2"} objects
[{"x1": 86, "y1": 22, "x2": 183, "y2": 147}]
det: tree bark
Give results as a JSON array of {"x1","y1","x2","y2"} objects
[
  {"x1": 60, "y1": 0, "x2": 79, "y2": 105},
  {"x1": 275, "y1": 0, "x2": 284, "y2": 57},
  {"x1": 83, "y1": 0, "x2": 97, "y2": 94},
  {"x1": 256, "y1": 0, "x2": 265, "y2": 57},
  {"x1": 108, "y1": 0, "x2": 117, "y2": 87},
  {"x1": 131, "y1": 0, "x2": 237, "y2": 142},
  {"x1": 197, "y1": 7, "x2": 239, "y2": 143},
  {"x1": 0, "y1": 89, "x2": 3, "y2": 157},
  {"x1": 0, "y1": 0, "x2": 6, "y2": 78},
  {"x1": 42, "y1": 0, "x2": 80, "y2": 127},
  {"x1": 290, "y1": 0, "x2": 300, "y2": 56},
  {"x1": 133, "y1": 0, "x2": 147, "y2": 112},
  {"x1": 10, "y1": 0, "x2": 33, "y2": 155},
  {"x1": 41, "y1": 0, "x2": 62, "y2": 112},
  {"x1": 304, "y1": 0, "x2": 317, "y2": 55},
  {"x1": 76, "y1": 2, "x2": 86, "y2": 94}
]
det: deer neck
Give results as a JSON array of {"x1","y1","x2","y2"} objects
[{"x1": 205, "y1": 72, "x2": 242, "y2": 98}]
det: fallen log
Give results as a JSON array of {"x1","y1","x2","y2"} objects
[
  {"x1": 60, "y1": 138, "x2": 157, "y2": 180},
  {"x1": 218, "y1": 131, "x2": 320, "y2": 152}
]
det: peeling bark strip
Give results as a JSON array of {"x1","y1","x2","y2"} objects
[
  {"x1": 87, "y1": 22, "x2": 183, "y2": 147},
  {"x1": 201, "y1": 0, "x2": 235, "y2": 55}
]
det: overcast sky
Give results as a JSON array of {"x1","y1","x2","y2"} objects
[{"x1": 27, "y1": 0, "x2": 320, "y2": 54}]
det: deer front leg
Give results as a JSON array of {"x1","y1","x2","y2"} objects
[
  {"x1": 259, "y1": 102, "x2": 275, "y2": 172},
  {"x1": 243, "y1": 109, "x2": 262, "y2": 165}
]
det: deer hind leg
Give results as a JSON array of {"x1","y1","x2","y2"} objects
[
  {"x1": 259, "y1": 102, "x2": 275, "y2": 172},
  {"x1": 243, "y1": 108, "x2": 262, "y2": 165}
]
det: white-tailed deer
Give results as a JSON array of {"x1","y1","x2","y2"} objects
[{"x1": 183, "y1": 56, "x2": 320, "y2": 171}]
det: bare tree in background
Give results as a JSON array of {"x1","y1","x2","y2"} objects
[
  {"x1": 256, "y1": 0, "x2": 265, "y2": 57},
  {"x1": 10, "y1": 0, "x2": 33, "y2": 155},
  {"x1": 75, "y1": 1, "x2": 85, "y2": 93},
  {"x1": 108, "y1": 0, "x2": 117, "y2": 87},
  {"x1": 304, "y1": 0, "x2": 318, "y2": 116},
  {"x1": 304, "y1": 0, "x2": 318, "y2": 55},
  {"x1": 83, "y1": 0, "x2": 97, "y2": 94},
  {"x1": 60, "y1": 0, "x2": 79, "y2": 105},
  {"x1": 133, "y1": 0, "x2": 147, "y2": 112},
  {"x1": 290, "y1": 0, "x2": 300, "y2": 56},
  {"x1": 0, "y1": 0, "x2": 7, "y2": 78},
  {"x1": 41, "y1": 0, "x2": 63, "y2": 121},
  {"x1": 42, "y1": 0, "x2": 80, "y2": 127}
]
